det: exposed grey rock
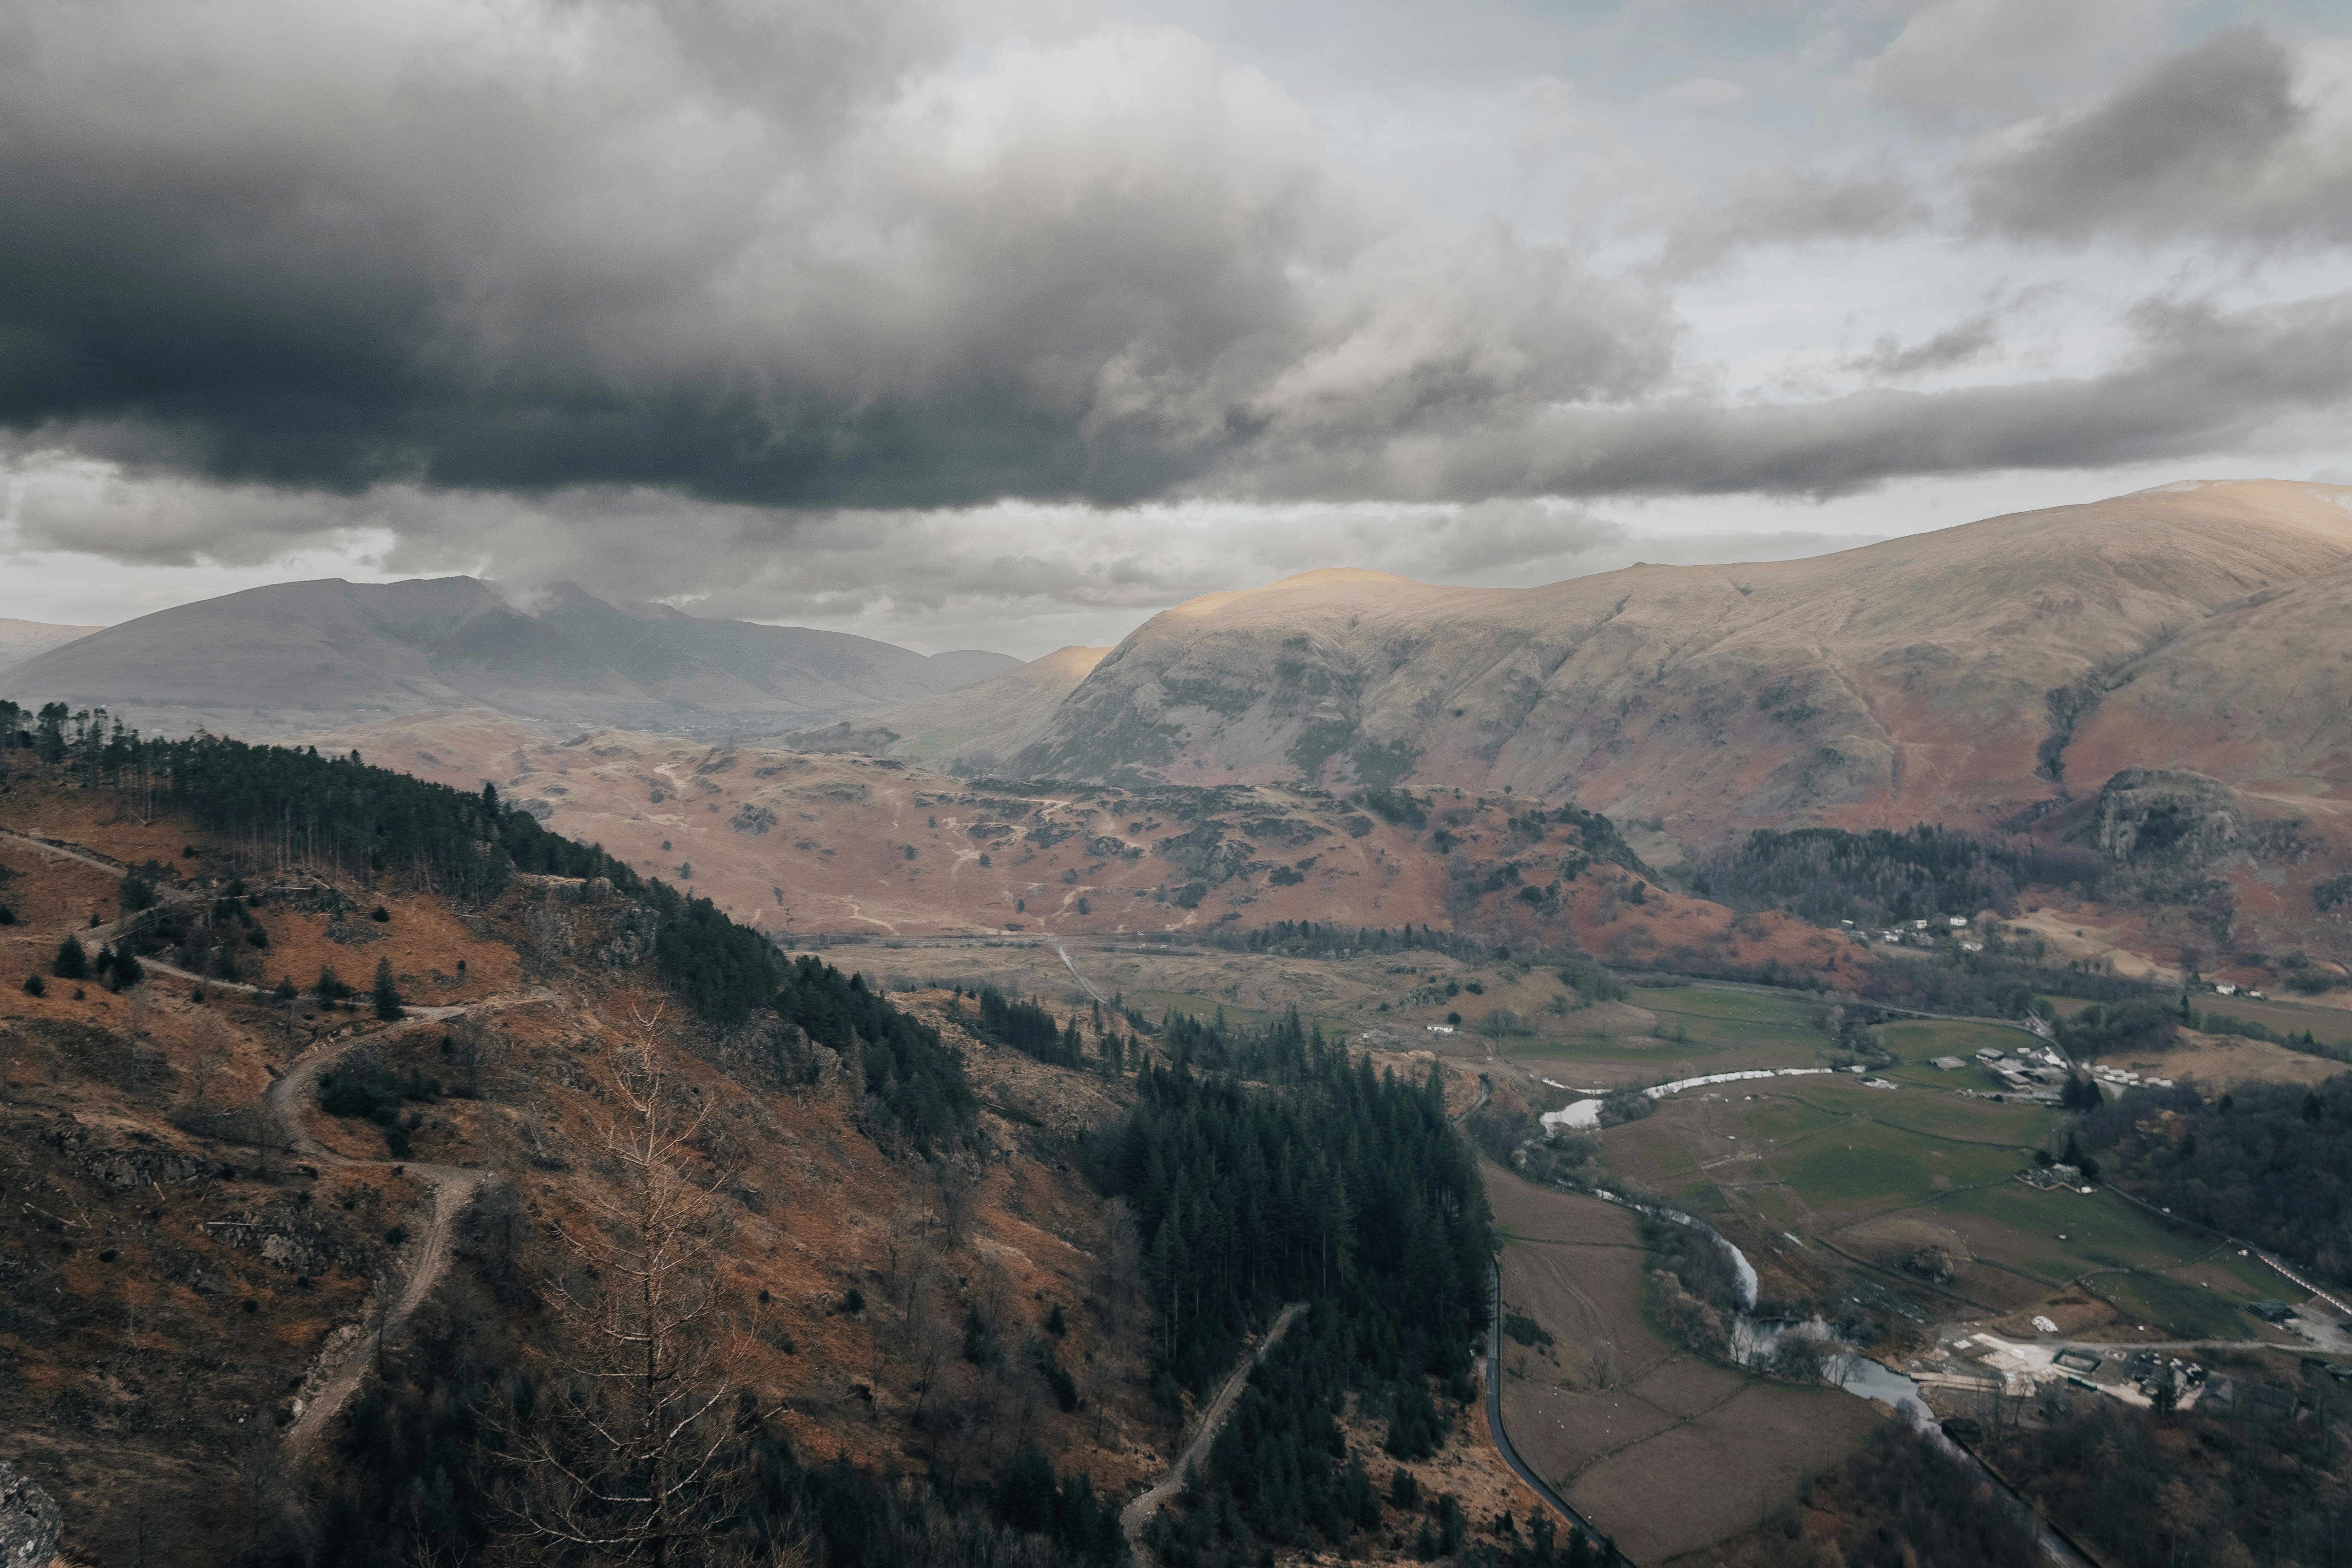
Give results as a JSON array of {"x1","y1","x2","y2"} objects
[
  {"x1": 2086, "y1": 767, "x2": 2307, "y2": 866},
  {"x1": 0, "y1": 1460, "x2": 62, "y2": 1568}
]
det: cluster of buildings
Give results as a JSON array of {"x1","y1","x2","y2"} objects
[
  {"x1": 2089, "y1": 1062, "x2": 2176, "y2": 1092},
  {"x1": 1841, "y1": 913, "x2": 1985, "y2": 949},
  {"x1": 1918, "y1": 1334, "x2": 2236, "y2": 1413},
  {"x1": 1932, "y1": 1042, "x2": 2073, "y2": 1102}
]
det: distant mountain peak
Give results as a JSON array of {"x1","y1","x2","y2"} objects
[{"x1": 3, "y1": 576, "x2": 1017, "y2": 742}]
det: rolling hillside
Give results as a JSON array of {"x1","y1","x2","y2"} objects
[
  {"x1": 784, "y1": 644, "x2": 1112, "y2": 772},
  {"x1": 1002, "y1": 482, "x2": 2352, "y2": 861},
  {"x1": 2, "y1": 577, "x2": 1016, "y2": 740}
]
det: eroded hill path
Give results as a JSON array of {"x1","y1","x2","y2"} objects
[
  {"x1": 268, "y1": 987, "x2": 553, "y2": 1458},
  {"x1": 1121, "y1": 1301, "x2": 1305, "y2": 1558}
]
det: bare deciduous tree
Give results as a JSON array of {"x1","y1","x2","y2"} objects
[
  {"x1": 1092, "y1": 1198, "x2": 1143, "y2": 1335},
  {"x1": 178, "y1": 1021, "x2": 236, "y2": 1134},
  {"x1": 932, "y1": 1159, "x2": 978, "y2": 1252},
  {"x1": 445, "y1": 1015, "x2": 509, "y2": 1100},
  {"x1": 490, "y1": 1004, "x2": 758, "y2": 1566}
]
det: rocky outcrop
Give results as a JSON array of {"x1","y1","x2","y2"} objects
[
  {"x1": 2085, "y1": 769, "x2": 2252, "y2": 864},
  {"x1": 40, "y1": 1115, "x2": 212, "y2": 1190},
  {"x1": 206, "y1": 1208, "x2": 367, "y2": 1276},
  {"x1": 2082, "y1": 768, "x2": 2310, "y2": 869},
  {"x1": 0, "y1": 1460, "x2": 62, "y2": 1568}
]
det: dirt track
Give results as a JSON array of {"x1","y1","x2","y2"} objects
[
  {"x1": 1120, "y1": 1302, "x2": 1305, "y2": 1556},
  {"x1": 269, "y1": 988, "x2": 551, "y2": 1457}
]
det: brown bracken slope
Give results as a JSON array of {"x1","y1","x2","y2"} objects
[{"x1": 1003, "y1": 481, "x2": 2352, "y2": 857}]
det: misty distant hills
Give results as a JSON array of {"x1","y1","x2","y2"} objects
[
  {"x1": 783, "y1": 643, "x2": 1112, "y2": 772},
  {"x1": 0, "y1": 617, "x2": 104, "y2": 680},
  {"x1": 0, "y1": 577, "x2": 1017, "y2": 739}
]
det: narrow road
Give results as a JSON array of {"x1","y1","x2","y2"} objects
[
  {"x1": 1482, "y1": 1257, "x2": 1632, "y2": 1566},
  {"x1": 1121, "y1": 1302, "x2": 1305, "y2": 1556},
  {"x1": 1451, "y1": 1072, "x2": 1492, "y2": 1127},
  {"x1": 269, "y1": 989, "x2": 551, "y2": 1458},
  {"x1": 1048, "y1": 938, "x2": 1107, "y2": 1004},
  {"x1": 0, "y1": 826, "x2": 127, "y2": 875}
]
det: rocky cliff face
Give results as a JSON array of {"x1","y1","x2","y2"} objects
[{"x1": 1007, "y1": 483, "x2": 2352, "y2": 858}]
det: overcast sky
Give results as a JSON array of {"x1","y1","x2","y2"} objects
[{"x1": 4, "y1": 0, "x2": 2349, "y2": 656}]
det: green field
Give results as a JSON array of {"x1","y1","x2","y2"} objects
[
  {"x1": 2186, "y1": 994, "x2": 2352, "y2": 1049},
  {"x1": 1769, "y1": 1119, "x2": 2026, "y2": 1213},
  {"x1": 1630, "y1": 986, "x2": 1833, "y2": 1050},
  {"x1": 1507, "y1": 1034, "x2": 1824, "y2": 1082},
  {"x1": 1497, "y1": 985, "x2": 1835, "y2": 1085},
  {"x1": 2197, "y1": 1246, "x2": 2298, "y2": 1296},
  {"x1": 1853, "y1": 1090, "x2": 2057, "y2": 1146},
  {"x1": 1931, "y1": 1185, "x2": 2210, "y2": 1280},
  {"x1": 2047, "y1": 991, "x2": 2352, "y2": 1047},
  {"x1": 2089, "y1": 1271, "x2": 2258, "y2": 1340},
  {"x1": 1595, "y1": 1114, "x2": 1718, "y2": 1206},
  {"x1": 1561, "y1": 982, "x2": 2320, "y2": 1341}
]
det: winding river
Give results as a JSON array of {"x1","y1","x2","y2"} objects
[{"x1": 1580, "y1": 1190, "x2": 2091, "y2": 1566}]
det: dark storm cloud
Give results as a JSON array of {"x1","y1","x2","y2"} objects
[
  {"x1": 1969, "y1": 26, "x2": 2352, "y2": 244},
  {"x1": 4, "y1": 0, "x2": 2351, "y2": 546},
  {"x1": 0, "y1": 0, "x2": 1669, "y2": 511}
]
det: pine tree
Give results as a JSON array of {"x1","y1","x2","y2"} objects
[
  {"x1": 54, "y1": 934, "x2": 88, "y2": 980},
  {"x1": 372, "y1": 957, "x2": 404, "y2": 1021}
]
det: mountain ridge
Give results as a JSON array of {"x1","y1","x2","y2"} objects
[
  {"x1": 1000, "y1": 480, "x2": 2352, "y2": 859},
  {"x1": 2, "y1": 576, "x2": 1019, "y2": 740}
]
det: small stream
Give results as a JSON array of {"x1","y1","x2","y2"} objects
[{"x1": 1591, "y1": 1188, "x2": 1929, "y2": 1415}]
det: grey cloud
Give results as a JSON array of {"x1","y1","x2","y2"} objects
[
  {"x1": 1656, "y1": 169, "x2": 1926, "y2": 275},
  {"x1": 1856, "y1": 0, "x2": 2175, "y2": 123},
  {"x1": 1232, "y1": 286, "x2": 2352, "y2": 499},
  {"x1": 1969, "y1": 27, "x2": 2352, "y2": 243},
  {"x1": 0, "y1": 2, "x2": 1673, "y2": 513},
  {"x1": 1843, "y1": 314, "x2": 2001, "y2": 378},
  {"x1": 17, "y1": 276, "x2": 2352, "y2": 584}
]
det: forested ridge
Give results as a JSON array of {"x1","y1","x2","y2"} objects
[
  {"x1": 1990, "y1": 1390, "x2": 2352, "y2": 1567},
  {"x1": 3, "y1": 704, "x2": 788, "y2": 1026},
  {"x1": 1090, "y1": 1009, "x2": 1561, "y2": 1567},
  {"x1": 2075, "y1": 1074, "x2": 2352, "y2": 1279},
  {"x1": 774, "y1": 956, "x2": 978, "y2": 1153},
  {"x1": 1696, "y1": 824, "x2": 2103, "y2": 926}
]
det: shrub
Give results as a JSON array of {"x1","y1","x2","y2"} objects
[
  {"x1": 22, "y1": 974, "x2": 45, "y2": 996},
  {"x1": 1596, "y1": 1087, "x2": 1655, "y2": 1128},
  {"x1": 118, "y1": 870, "x2": 158, "y2": 913}
]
